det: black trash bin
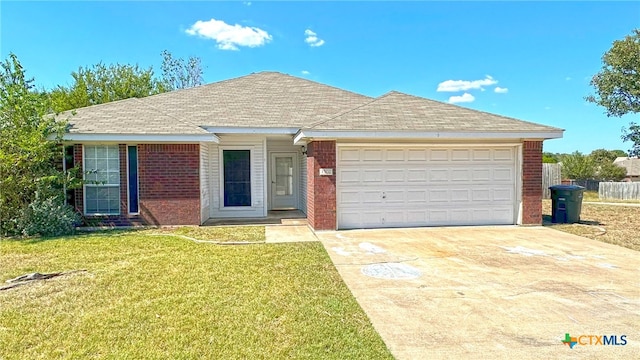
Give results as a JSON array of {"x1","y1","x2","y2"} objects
[{"x1": 549, "y1": 185, "x2": 585, "y2": 224}]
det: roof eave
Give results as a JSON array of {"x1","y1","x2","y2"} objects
[
  {"x1": 294, "y1": 130, "x2": 564, "y2": 145},
  {"x1": 61, "y1": 133, "x2": 220, "y2": 143}
]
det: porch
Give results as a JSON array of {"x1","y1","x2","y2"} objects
[{"x1": 202, "y1": 210, "x2": 307, "y2": 226}]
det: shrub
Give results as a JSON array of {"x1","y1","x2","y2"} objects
[{"x1": 19, "y1": 195, "x2": 81, "y2": 237}]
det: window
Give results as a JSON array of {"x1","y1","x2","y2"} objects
[
  {"x1": 84, "y1": 145, "x2": 120, "y2": 215},
  {"x1": 223, "y1": 150, "x2": 251, "y2": 207}
]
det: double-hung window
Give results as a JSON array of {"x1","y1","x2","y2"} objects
[{"x1": 84, "y1": 145, "x2": 120, "y2": 215}]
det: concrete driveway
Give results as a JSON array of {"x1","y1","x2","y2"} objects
[{"x1": 316, "y1": 226, "x2": 640, "y2": 359}]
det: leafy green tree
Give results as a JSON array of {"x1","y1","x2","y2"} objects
[
  {"x1": 560, "y1": 152, "x2": 596, "y2": 180},
  {"x1": 542, "y1": 152, "x2": 559, "y2": 163},
  {"x1": 0, "y1": 53, "x2": 76, "y2": 236},
  {"x1": 595, "y1": 162, "x2": 627, "y2": 181},
  {"x1": 586, "y1": 29, "x2": 640, "y2": 156},
  {"x1": 160, "y1": 50, "x2": 204, "y2": 91},
  {"x1": 50, "y1": 63, "x2": 163, "y2": 112},
  {"x1": 590, "y1": 148, "x2": 627, "y2": 163}
]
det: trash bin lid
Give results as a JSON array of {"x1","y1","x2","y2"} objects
[{"x1": 549, "y1": 185, "x2": 585, "y2": 191}]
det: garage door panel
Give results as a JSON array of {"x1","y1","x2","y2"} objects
[
  {"x1": 472, "y1": 149, "x2": 491, "y2": 161},
  {"x1": 337, "y1": 146, "x2": 517, "y2": 229},
  {"x1": 340, "y1": 148, "x2": 361, "y2": 162},
  {"x1": 385, "y1": 169, "x2": 406, "y2": 182},
  {"x1": 494, "y1": 148, "x2": 514, "y2": 161},
  {"x1": 363, "y1": 149, "x2": 383, "y2": 161},
  {"x1": 429, "y1": 169, "x2": 449, "y2": 182},
  {"x1": 386, "y1": 149, "x2": 405, "y2": 161},
  {"x1": 339, "y1": 169, "x2": 361, "y2": 182},
  {"x1": 429, "y1": 149, "x2": 449, "y2": 161},
  {"x1": 408, "y1": 149, "x2": 428, "y2": 161},
  {"x1": 451, "y1": 149, "x2": 470, "y2": 161}
]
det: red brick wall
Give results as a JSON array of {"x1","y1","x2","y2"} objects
[
  {"x1": 138, "y1": 144, "x2": 200, "y2": 225},
  {"x1": 522, "y1": 141, "x2": 543, "y2": 225},
  {"x1": 306, "y1": 141, "x2": 337, "y2": 230}
]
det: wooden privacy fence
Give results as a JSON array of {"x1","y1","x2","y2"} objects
[
  {"x1": 542, "y1": 163, "x2": 562, "y2": 199},
  {"x1": 599, "y1": 182, "x2": 640, "y2": 200}
]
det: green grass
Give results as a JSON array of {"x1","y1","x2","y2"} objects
[
  {"x1": 146, "y1": 225, "x2": 266, "y2": 242},
  {"x1": 0, "y1": 231, "x2": 392, "y2": 359}
]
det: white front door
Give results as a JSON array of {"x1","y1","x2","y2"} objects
[{"x1": 270, "y1": 152, "x2": 298, "y2": 209}]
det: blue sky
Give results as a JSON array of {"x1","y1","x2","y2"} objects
[{"x1": 2, "y1": 1, "x2": 639, "y2": 154}]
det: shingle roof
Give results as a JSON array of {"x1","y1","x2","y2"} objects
[
  {"x1": 307, "y1": 91, "x2": 562, "y2": 132},
  {"x1": 65, "y1": 97, "x2": 208, "y2": 135},
  {"x1": 63, "y1": 72, "x2": 561, "y2": 136},
  {"x1": 614, "y1": 157, "x2": 640, "y2": 176},
  {"x1": 65, "y1": 72, "x2": 372, "y2": 135}
]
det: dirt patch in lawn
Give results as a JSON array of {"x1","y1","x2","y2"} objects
[{"x1": 543, "y1": 199, "x2": 640, "y2": 251}]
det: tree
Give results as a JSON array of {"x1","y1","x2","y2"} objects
[
  {"x1": 560, "y1": 152, "x2": 595, "y2": 180},
  {"x1": 0, "y1": 53, "x2": 76, "y2": 236},
  {"x1": 589, "y1": 148, "x2": 627, "y2": 163},
  {"x1": 160, "y1": 50, "x2": 204, "y2": 91},
  {"x1": 50, "y1": 63, "x2": 163, "y2": 112},
  {"x1": 595, "y1": 162, "x2": 627, "y2": 181},
  {"x1": 542, "y1": 152, "x2": 559, "y2": 163},
  {"x1": 586, "y1": 29, "x2": 640, "y2": 156}
]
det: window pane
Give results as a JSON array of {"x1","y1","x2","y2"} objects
[
  {"x1": 223, "y1": 150, "x2": 251, "y2": 207},
  {"x1": 108, "y1": 172, "x2": 119, "y2": 185},
  {"x1": 108, "y1": 146, "x2": 119, "y2": 159},
  {"x1": 96, "y1": 146, "x2": 107, "y2": 158},
  {"x1": 85, "y1": 158, "x2": 96, "y2": 171}
]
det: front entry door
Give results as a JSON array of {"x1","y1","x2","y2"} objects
[{"x1": 270, "y1": 153, "x2": 297, "y2": 209}]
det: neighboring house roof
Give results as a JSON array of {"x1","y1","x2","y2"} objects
[
  {"x1": 61, "y1": 71, "x2": 563, "y2": 142},
  {"x1": 614, "y1": 157, "x2": 640, "y2": 176}
]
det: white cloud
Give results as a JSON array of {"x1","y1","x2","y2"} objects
[
  {"x1": 304, "y1": 29, "x2": 325, "y2": 47},
  {"x1": 186, "y1": 18, "x2": 272, "y2": 51},
  {"x1": 494, "y1": 87, "x2": 509, "y2": 94},
  {"x1": 448, "y1": 93, "x2": 475, "y2": 104},
  {"x1": 301, "y1": 70, "x2": 310, "y2": 75},
  {"x1": 437, "y1": 76, "x2": 497, "y2": 92}
]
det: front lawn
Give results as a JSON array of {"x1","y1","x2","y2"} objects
[
  {"x1": 0, "y1": 229, "x2": 392, "y2": 359},
  {"x1": 543, "y1": 200, "x2": 640, "y2": 251}
]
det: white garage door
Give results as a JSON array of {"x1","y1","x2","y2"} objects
[{"x1": 337, "y1": 145, "x2": 517, "y2": 229}]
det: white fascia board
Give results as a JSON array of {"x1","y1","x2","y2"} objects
[
  {"x1": 295, "y1": 130, "x2": 563, "y2": 143},
  {"x1": 62, "y1": 133, "x2": 220, "y2": 143},
  {"x1": 202, "y1": 126, "x2": 299, "y2": 135}
]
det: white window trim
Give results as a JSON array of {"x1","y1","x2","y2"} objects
[
  {"x1": 218, "y1": 146, "x2": 255, "y2": 210},
  {"x1": 83, "y1": 144, "x2": 121, "y2": 216},
  {"x1": 126, "y1": 145, "x2": 140, "y2": 215}
]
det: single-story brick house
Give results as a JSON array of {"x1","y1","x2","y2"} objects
[{"x1": 61, "y1": 72, "x2": 563, "y2": 230}]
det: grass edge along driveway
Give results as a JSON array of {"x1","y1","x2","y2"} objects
[{"x1": 0, "y1": 229, "x2": 392, "y2": 359}]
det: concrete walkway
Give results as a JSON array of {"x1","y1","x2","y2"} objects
[
  {"x1": 265, "y1": 224, "x2": 318, "y2": 243},
  {"x1": 317, "y1": 226, "x2": 640, "y2": 359}
]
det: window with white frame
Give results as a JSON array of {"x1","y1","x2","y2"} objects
[{"x1": 84, "y1": 145, "x2": 120, "y2": 215}]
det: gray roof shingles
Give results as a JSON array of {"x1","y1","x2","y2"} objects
[
  {"x1": 63, "y1": 72, "x2": 561, "y2": 135},
  {"x1": 307, "y1": 91, "x2": 562, "y2": 132}
]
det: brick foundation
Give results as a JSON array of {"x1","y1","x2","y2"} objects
[
  {"x1": 306, "y1": 141, "x2": 337, "y2": 230},
  {"x1": 522, "y1": 141, "x2": 543, "y2": 225}
]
